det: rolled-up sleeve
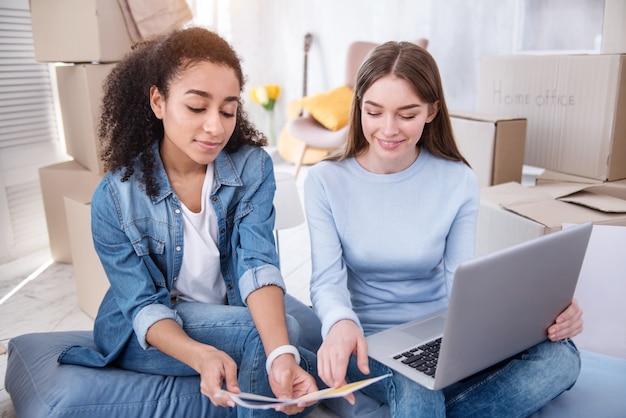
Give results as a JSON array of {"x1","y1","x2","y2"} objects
[
  {"x1": 232, "y1": 150, "x2": 286, "y2": 305},
  {"x1": 238, "y1": 264, "x2": 286, "y2": 304},
  {"x1": 134, "y1": 304, "x2": 184, "y2": 349}
]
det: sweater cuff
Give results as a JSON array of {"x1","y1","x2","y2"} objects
[{"x1": 320, "y1": 307, "x2": 362, "y2": 340}]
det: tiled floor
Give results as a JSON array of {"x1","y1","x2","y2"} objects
[{"x1": 0, "y1": 150, "x2": 342, "y2": 417}]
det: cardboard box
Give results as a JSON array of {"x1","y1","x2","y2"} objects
[
  {"x1": 56, "y1": 63, "x2": 115, "y2": 174},
  {"x1": 451, "y1": 111, "x2": 526, "y2": 187},
  {"x1": 602, "y1": 0, "x2": 626, "y2": 53},
  {"x1": 476, "y1": 195, "x2": 544, "y2": 257},
  {"x1": 477, "y1": 54, "x2": 626, "y2": 181},
  {"x1": 30, "y1": 0, "x2": 133, "y2": 63},
  {"x1": 476, "y1": 180, "x2": 626, "y2": 256},
  {"x1": 39, "y1": 161, "x2": 103, "y2": 263},
  {"x1": 64, "y1": 194, "x2": 109, "y2": 319}
]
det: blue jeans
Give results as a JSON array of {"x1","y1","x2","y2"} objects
[
  {"x1": 344, "y1": 339, "x2": 580, "y2": 418},
  {"x1": 114, "y1": 294, "x2": 322, "y2": 418}
]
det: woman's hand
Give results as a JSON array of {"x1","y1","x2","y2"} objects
[
  {"x1": 317, "y1": 319, "x2": 369, "y2": 405},
  {"x1": 548, "y1": 298, "x2": 583, "y2": 341},
  {"x1": 196, "y1": 346, "x2": 240, "y2": 408},
  {"x1": 146, "y1": 319, "x2": 240, "y2": 408},
  {"x1": 268, "y1": 354, "x2": 318, "y2": 414}
]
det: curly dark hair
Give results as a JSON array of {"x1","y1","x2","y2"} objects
[{"x1": 98, "y1": 27, "x2": 267, "y2": 197}]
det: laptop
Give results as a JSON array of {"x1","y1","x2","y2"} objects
[{"x1": 366, "y1": 222, "x2": 592, "y2": 391}]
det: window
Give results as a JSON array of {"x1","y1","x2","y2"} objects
[
  {"x1": 516, "y1": 0, "x2": 604, "y2": 52},
  {"x1": 0, "y1": 0, "x2": 63, "y2": 263}
]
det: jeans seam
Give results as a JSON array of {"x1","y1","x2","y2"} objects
[
  {"x1": 445, "y1": 357, "x2": 516, "y2": 408},
  {"x1": 240, "y1": 327, "x2": 262, "y2": 394},
  {"x1": 388, "y1": 375, "x2": 398, "y2": 416},
  {"x1": 299, "y1": 351, "x2": 312, "y2": 374}
]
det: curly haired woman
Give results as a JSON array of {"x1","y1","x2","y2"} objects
[{"x1": 58, "y1": 27, "x2": 321, "y2": 418}]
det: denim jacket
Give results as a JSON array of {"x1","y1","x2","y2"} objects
[{"x1": 59, "y1": 142, "x2": 284, "y2": 367}]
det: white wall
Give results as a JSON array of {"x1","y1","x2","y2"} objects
[
  {"x1": 192, "y1": 0, "x2": 603, "y2": 135},
  {"x1": 208, "y1": 0, "x2": 433, "y2": 134}
]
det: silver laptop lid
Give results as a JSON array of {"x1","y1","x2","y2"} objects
[
  {"x1": 434, "y1": 222, "x2": 592, "y2": 389},
  {"x1": 366, "y1": 222, "x2": 592, "y2": 391}
]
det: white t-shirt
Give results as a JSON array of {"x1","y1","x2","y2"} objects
[{"x1": 172, "y1": 164, "x2": 227, "y2": 304}]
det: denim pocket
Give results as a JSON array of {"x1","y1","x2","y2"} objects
[{"x1": 126, "y1": 218, "x2": 167, "y2": 257}]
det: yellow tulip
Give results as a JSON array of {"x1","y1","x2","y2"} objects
[
  {"x1": 251, "y1": 85, "x2": 280, "y2": 111},
  {"x1": 251, "y1": 86, "x2": 268, "y2": 105},
  {"x1": 265, "y1": 85, "x2": 281, "y2": 100}
]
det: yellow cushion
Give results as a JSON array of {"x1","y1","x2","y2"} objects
[{"x1": 299, "y1": 85, "x2": 353, "y2": 131}]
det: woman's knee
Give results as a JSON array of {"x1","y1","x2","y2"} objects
[
  {"x1": 532, "y1": 339, "x2": 581, "y2": 389},
  {"x1": 285, "y1": 313, "x2": 301, "y2": 346},
  {"x1": 284, "y1": 294, "x2": 323, "y2": 352}
]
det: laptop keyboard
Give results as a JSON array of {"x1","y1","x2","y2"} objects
[{"x1": 392, "y1": 337, "x2": 441, "y2": 378}]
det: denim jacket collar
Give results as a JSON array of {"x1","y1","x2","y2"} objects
[
  {"x1": 214, "y1": 148, "x2": 244, "y2": 189},
  {"x1": 148, "y1": 141, "x2": 244, "y2": 204}
]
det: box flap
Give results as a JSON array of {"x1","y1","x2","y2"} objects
[
  {"x1": 532, "y1": 181, "x2": 593, "y2": 199},
  {"x1": 559, "y1": 190, "x2": 626, "y2": 213},
  {"x1": 480, "y1": 182, "x2": 551, "y2": 206},
  {"x1": 506, "y1": 199, "x2": 626, "y2": 229},
  {"x1": 481, "y1": 178, "x2": 626, "y2": 232},
  {"x1": 537, "y1": 169, "x2": 603, "y2": 185},
  {"x1": 450, "y1": 110, "x2": 524, "y2": 123},
  {"x1": 556, "y1": 183, "x2": 626, "y2": 213}
]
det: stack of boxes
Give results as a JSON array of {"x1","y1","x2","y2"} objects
[
  {"x1": 473, "y1": 1, "x2": 626, "y2": 358},
  {"x1": 474, "y1": 1, "x2": 626, "y2": 257},
  {"x1": 33, "y1": 0, "x2": 134, "y2": 318}
]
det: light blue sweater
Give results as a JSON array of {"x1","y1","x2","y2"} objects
[{"x1": 304, "y1": 148, "x2": 479, "y2": 338}]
